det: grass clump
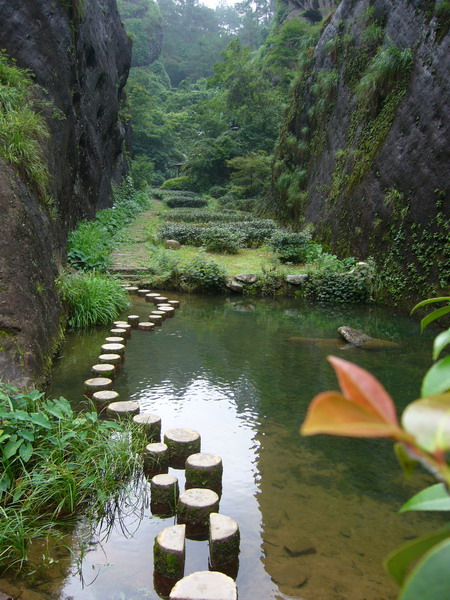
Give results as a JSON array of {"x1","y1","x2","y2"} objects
[
  {"x1": 0, "y1": 382, "x2": 147, "y2": 570},
  {"x1": 57, "y1": 271, "x2": 129, "y2": 328},
  {"x1": 0, "y1": 50, "x2": 50, "y2": 196}
]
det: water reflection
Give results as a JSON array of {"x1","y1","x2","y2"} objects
[{"x1": 33, "y1": 294, "x2": 446, "y2": 599}]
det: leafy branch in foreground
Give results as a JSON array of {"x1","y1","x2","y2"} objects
[{"x1": 300, "y1": 297, "x2": 450, "y2": 599}]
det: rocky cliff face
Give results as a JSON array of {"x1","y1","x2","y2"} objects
[
  {"x1": 271, "y1": 0, "x2": 449, "y2": 306},
  {"x1": 0, "y1": 0, "x2": 131, "y2": 386}
]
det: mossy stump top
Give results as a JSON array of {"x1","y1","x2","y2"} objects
[
  {"x1": 91, "y1": 363, "x2": 116, "y2": 378},
  {"x1": 164, "y1": 428, "x2": 201, "y2": 466},
  {"x1": 185, "y1": 453, "x2": 223, "y2": 492},
  {"x1": 133, "y1": 412, "x2": 162, "y2": 441},
  {"x1": 169, "y1": 571, "x2": 237, "y2": 600},
  {"x1": 101, "y1": 343, "x2": 125, "y2": 356},
  {"x1": 98, "y1": 353, "x2": 121, "y2": 366},
  {"x1": 92, "y1": 390, "x2": 119, "y2": 410},
  {"x1": 177, "y1": 488, "x2": 219, "y2": 527},
  {"x1": 84, "y1": 377, "x2": 113, "y2": 396},
  {"x1": 106, "y1": 401, "x2": 140, "y2": 418},
  {"x1": 154, "y1": 524, "x2": 186, "y2": 580}
]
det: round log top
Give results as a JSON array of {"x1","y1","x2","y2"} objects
[
  {"x1": 133, "y1": 413, "x2": 161, "y2": 426},
  {"x1": 137, "y1": 289, "x2": 151, "y2": 295},
  {"x1": 152, "y1": 473, "x2": 178, "y2": 487},
  {"x1": 186, "y1": 453, "x2": 222, "y2": 468},
  {"x1": 84, "y1": 377, "x2": 113, "y2": 387},
  {"x1": 107, "y1": 400, "x2": 140, "y2": 415},
  {"x1": 146, "y1": 442, "x2": 168, "y2": 453},
  {"x1": 124, "y1": 286, "x2": 139, "y2": 292},
  {"x1": 145, "y1": 293, "x2": 160, "y2": 298},
  {"x1": 105, "y1": 336, "x2": 125, "y2": 343},
  {"x1": 169, "y1": 571, "x2": 237, "y2": 600},
  {"x1": 92, "y1": 363, "x2": 115, "y2": 373},
  {"x1": 165, "y1": 428, "x2": 200, "y2": 443},
  {"x1": 178, "y1": 488, "x2": 219, "y2": 508},
  {"x1": 93, "y1": 390, "x2": 119, "y2": 402},
  {"x1": 156, "y1": 524, "x2": 186, "y2": 552},
  {"x1": 150, "y1": 310, "x2": 166, "y2": 316},
  {"x1": 209, "y1": 513, "x2": 239, "y2": 540},
  {"x1": 98, "y1": 353, "x2": 121, "y2": 363},
  {"x1": 138, "y1": 322, "x2": 155, "y2": 330},
  {"x1": 101, "y1": 343, "x2": 125, "y2": 353}
]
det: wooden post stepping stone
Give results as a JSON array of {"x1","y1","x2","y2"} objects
[
  {"x1": 127, "y1": 315, "x2": 140, "y2": 327},
  {"x1": 154, "y1": 296, "x2": 168, "y2": 304},
  {"x1": 154, "y1": 524, "x2": 186, "y2": 581},
  {"x1": 164, "y1": 428, "x2": 201, "y2": 467},
  {"x1": 144, "y1": 442, "x2": 169, "y2": 474},
  {"x1": 137, "y1": 289, "x2": 151, "y2": 296},
  {"x1": 91, "y1": 363, "x2": 116, "y2": 378},
  {"x1": 168, "y1": 300, "x2": 180, "y2": 308},
  {"x1": 98, "y1": 353, "x2": 121, "y2": 366},
  {"x1": 101, "y1": 343, "x2": 125, "y2": 356},
  {"x1": 149, "y1": 313, "x2": 163, "y2": 325},
  {"x1": 177, "y1": 488, "x2": 219, "y2": 528},
  {"x1": 157, "y1": 306, "x2": 175, "y2": 318},
  {"x1": 151, "y1": 473, "x2": 179, "y2": 514},
  {"x1": 185, "y1": 453, "x2": 223, "y2": 493},
  {"x1": 124, "y1": 286, "x2": 139, "y2": 293},
  {"x1": 169, "y1": 571, "x2": 237, "y2": 600},
  {"x1": 209, "y1": 513, "x2": 240, "y2": 577},
  {"x1": 92, "y1": 390, "x2": 119, "y2": 411},
  {"x1": 150, "y1": 310, "x2": 167, "y2": 321},
  {"x1": 145, "y1": 293, "x2": 160, "y2": 303},
  {"x1": 133, "y1": 413, "x2": 161, "y2": 441},
  {"x1": 106, "y1": 401, "x2": 140, "y2": 419},
  {"x1": 105, "y1": 336, "x2": 126, "y2": 344},
  {"x1": 112, "y1": 322, "x2": 132, "y2": 337},
  {"x1": 110, "y1": 328, "x2": 127, "y2": 338},
  {"x1": 138, "y1": 321, "x2": 155, "y2": 331},
  {"x1": 84, "y1": 377, "x2": 113, "y2": 397}
]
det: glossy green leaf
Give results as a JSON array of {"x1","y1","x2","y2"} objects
[
  {"x1": 433, "y1": 329, "x2": 450, "y2": 361},
  {"x1": 29, "y1": 412, "x2": 51, "y2": 429},
  {"x1": 400, "y1": 484, "x2": 450, "y2": 513},
  {"x1": 19, "y1": 441, "x2": 33, "y2": 463},
  {"x1": 399, "y1": 537, "x2": 450, "y2": 599},
  {"x1": 385, "y1": 525, "x2": 450, "y2": 586},
  {"x1": 420, "y1": 305, "x2": 450, "y2": 332},
  {"x1": 421, "y1": 357, "x2": 450, "y2": 397},
  {"x1": 402, "y1": 394, "x2": 450, "y2": 452},
  {"x1": 3, "y1": 436, "x2": 23, "y2": 459},
  {"x1": 411, "y1": 297, "x2": 450, "y2": 313}
]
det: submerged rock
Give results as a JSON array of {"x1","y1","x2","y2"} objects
[{"x1": 338, "y1": 326, "x2": 400, "y2": 350}]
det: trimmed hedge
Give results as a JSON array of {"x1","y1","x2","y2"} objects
[{"x1": 166, "y1": 197, "x2": 208, "y2": 208}]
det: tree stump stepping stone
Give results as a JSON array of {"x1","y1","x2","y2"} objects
[
  {"x1": 98, "y1": 353, "x2": 121, "y2": 367},
  {"x1": 110, "y1": 328, "x2": 127, "y2": 337},
  {"x1": 91, "y1": 363, "x2": 116, "y2": 378},
  {"x1": 105, "y1": 336, "x2": 126, "y2": 344},
  {"x1": 144, "y1": 442, "x2": 169, "y2": 474},
  {"x1": 154, "y1": 524, "x2": 186, "y2": 580},
  {"x1": 185, "y1": 453, "x2": 223, "y2": 494},
  {"x1": 133, "y1": 412, "x2": 161, "y2": 441},
  {"x1": 157, "y1": 306, "x2": 175, "y2": 318},
  {"x1": 92, "y1": 390, "x2": 119, "y2": 411},
  {"x1": 167, "y1": 300, "x2": 180, "y2": 308},
  {"x1": 106, "y1": 401, "x2": 140, "y2": 419},
  {"x1": 154, "y1": 296, "x2": 168, "y2": 304},
  {"x1": 177, "y1": 488, "x2": 219, "y2": 528},
  {"x1": 149, "y1": 313, "x2": 163, "y2": 325},
  {"x1": 84, "y1": 377, "x2": 113, "y2": 397},
  {"x1": 151, "y1": 310, "x2": 167, "y2": 321},
  {"x1": 124, "y1": 286, "x2": 139, "y2": 293},
  {"x1": 209, "y1": 513, "x2": 240, "y2": 577},
  {"x1": 138, "y1": 321, "x2": 155, "y2": 331},
  {"x1": 137, "y1": 288, "x2": 151, "y2": 296},
  {"x1": 151, "y1": 473, "x2": 179, "y2": 515},
  {"x1": 169, "y1": 571, "x2": 237, "y2": 600},
  {"x1": 101, "y1": 343, "x2": 125, "y2": 356},
  {"x1": 164, "y1": 428, "x2": 201, "y2": 467},
  {"x1": 127, "y1": 315, "x2": 140, "y2": 327},
  {"x1": 145, "y1": 293, "x2": 160, "y2": 302},
  {"x1": 112, "y1": 322, "x2": 132, "y2": 337}
]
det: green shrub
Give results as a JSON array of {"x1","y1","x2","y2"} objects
[
  {"x1": 158, "y1": 222, "x2": 204, "y2": 245},
  {"x1": 147, "y1": 246, "x2": 180, "y2": 287},
  {"x1": 130, "y1": 155, "x2": 155, "y2": 189},
  {"x1": 179, "y1": 254, "x2": 226, "y2": 292},
  {"x1": 161, "y1": 176, "x2": 193, "y2": 190},
  {"x1": 270, "y1": 231, "x2": 321, "y2": 263},
  {"x1": 67, "y1": 221, "x2": 111, "y2": 271},
  {"x1": 57, "y1": 271, "x2": 129, "y2": 328},
  {"x1": 218, "y1": 193, "x2": 258, "y2": 212},
  {"x1": 166, "y1": 196, "x2": 208, "y2": 208},
  {"x1": 245, "y1": 265, "x2": 285, "y2": 297},
  {"x1": 202, "y1": 227, "x2": 245, "y2": 254},
  {"x1": 304, "y1": 269, "x2": 370, "y2": 303},
  {"x1": 208, "y1": 185, "x2": 229, "y2": 198},
  {"x1": 163, "y1": 209, "x2": 255, "y2": 223}
]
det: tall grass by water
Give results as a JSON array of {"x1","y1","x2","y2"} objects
[{"x1": 57, "y1": 271, "x2": 129, "y2": 328}]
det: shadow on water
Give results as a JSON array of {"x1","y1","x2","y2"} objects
[{"x1": 1, "y1": 294, "x2": 445, "y2": 600}]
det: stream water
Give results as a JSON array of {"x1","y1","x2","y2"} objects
[{"x1": 2, "y1": 294, "x2": 445, "y2": 600}]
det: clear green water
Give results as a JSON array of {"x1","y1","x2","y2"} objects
[{"x1": 2, "y1": 294, "x2": 444, "y2": 600}]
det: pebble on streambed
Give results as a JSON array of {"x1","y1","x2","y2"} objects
[
  {"x1": 164, "y1": 428, "x2": 201, "y2": 468},
  {"x1": 133, "y1": 413, "x2": 162, "y2": 441},
  {"x1": 91, "y1": 363, "x2": 116, "y2": 378},
  {"x1": 169, "y1": 571, "x2": 237, "y2": 600},
  {"x1": 185, "y1": 453, "x2": 223, "y2": 494},
  {"x1": 106, "y1": 400, "x2": 140, "y2": 419},
  {"x1": 209, "y1": 513, "x2": 240, "y2": 578},
  {"x1": 84, "y1": 377, "x2": 113, "y2": 397}
]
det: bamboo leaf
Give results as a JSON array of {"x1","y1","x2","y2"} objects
[
  {"x1": 433, "y1": 329, "x2": 450, "y2": 361},
  {"x1": 420, "y1": 306, "x2": 450, "y2": 332},
  {"x1": 400, "y1": 484, "x2": 450, "y2": 513},
  {"x1": 421, "y1": 358, "x2": 450, "y2": 397},
  {"x1": 411, "y1": 297, "x2": 450, "y2": 313}
]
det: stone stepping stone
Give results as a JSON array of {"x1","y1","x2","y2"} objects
[
  {"x1": 151, "y1": 473, "x2": 179, "y2": 514},
  {"x1": 144, "y1": 442, "x2": 169, "y2": 474},
  {"x1": 148, "y1": 313, "x2": 163, "y2": 325},
  {"x1": 138, "y1": 321, "x2": 155, "y2": 331},
  {"x1": 150, "y1": 310, "x2": 167, "y2": 321},
  {"x1": 169, "y1": 571, "x2": 237, "y2": 600},
  {"x1": 101, "y1": 343, "x2": 125, "y2": 356},
  {"x1": 209, "y1": 513, "x2": 240, "y2": 577},
  {"x1": 124, "y1": 286, "x2": 139, "y2": 293},
  {"x1": 112, "y1": 322, "x2": 132, "y2": 337},
  {"x1": 84, "y1": 377, "x2": 113, "y2": 397},
  {"x1": 106, "y1": 400, "x2": 140, "y2": 419},
  {"x1": 177, "y1": 488, "x2": 219, "y2": 528},
  {"x1": 127, "y1": 315, "x2": 140, "y2": 327},
  {"x1": 98, "y1": 353, "x2": 121, "y2": 366},
  {"x1": 92, "y1": 390, "x2": 119, "y2": 411},
  {"x1": 133, "y1": 413, "x2": 161, "y2": 441},
  {"x1": 137, "y1": 288, "x2": 151, "y2": 296},
  {"x1": 145, "y1": 293, "x2": 160, "y2": 302},
  {"x1": 185, "y1": 453, "x2": 223, "y2": 493},
  {"x1": 154, "y1": 524, "x2": 186, "y2": 581},
  {"x1": 91, "y1": 363, "x2": 116, "y2": 378},
  {"x1": 164, "y1": 428, "x2": 201, "y2": 467},
  {"x1": 168, "y1": 300, "x2": 180, "y2": 308},
  {"x1": 105, "y1": 336, "x2": 126, "y2": 344}
]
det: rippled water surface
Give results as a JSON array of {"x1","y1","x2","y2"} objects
[{"x1": 3, "y1": 294, "x2": 444, "y2": 600}]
